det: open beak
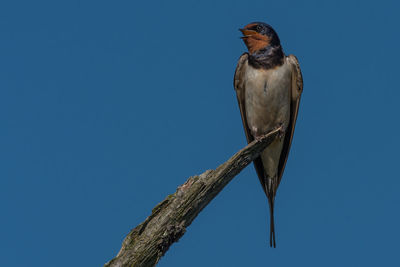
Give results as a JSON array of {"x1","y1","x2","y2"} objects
[{"x1": 239, "y1": 28, "x2": 257, "y2": 39}]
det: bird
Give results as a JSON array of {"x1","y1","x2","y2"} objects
[{"x1": 234, "y1": 22, "x2": 303, "y2": 248}]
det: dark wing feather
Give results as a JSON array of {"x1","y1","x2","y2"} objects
[
  {"x1": 234, "y1": 53, "x2": 268, "y2": 195},
  {"x1": 277, "y1": 55, "x2": 303, "y2": 186}
]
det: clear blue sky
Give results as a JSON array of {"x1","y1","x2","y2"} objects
[{"x1": 1, "y1": 0, "x2": 399, "y2": 266}]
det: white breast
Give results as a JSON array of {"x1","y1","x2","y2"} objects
[{"x1": 244, "y1": 61, "x2": 292, "y2": 137}]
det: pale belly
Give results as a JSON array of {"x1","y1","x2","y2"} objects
[{"x1": 244, "y1": 61, "x2": 292, "y2": 178}]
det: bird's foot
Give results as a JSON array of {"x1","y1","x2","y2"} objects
[
  {"x1": 255, "y1": 135, "x2": 264, "y2": 142},
  {"x1": 275, "y1": 123, "x2": 286, "y2": 140}
]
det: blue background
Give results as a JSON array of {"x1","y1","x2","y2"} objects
[{"x1": 1, "y1": 0, "x2": 399, "y2": 266}]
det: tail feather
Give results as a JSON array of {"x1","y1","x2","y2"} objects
[
  {"x1": 268, "y1": 199, "x2": 276, "y2": 248},
  {"x1": 265, "y1": 176, "x2": 277, "y2": 247}
]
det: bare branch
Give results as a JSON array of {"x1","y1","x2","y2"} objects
[{"x1": 105, "y1": 127, "x2": 282, "y2": 267}]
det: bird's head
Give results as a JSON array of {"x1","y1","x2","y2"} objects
[{"x1": 240, "y1": 22, "x2": 281, "y2": 54}]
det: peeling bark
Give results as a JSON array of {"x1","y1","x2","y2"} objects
[{"x1": 104, "y1": 127, "x2": 282, "y2": 267}]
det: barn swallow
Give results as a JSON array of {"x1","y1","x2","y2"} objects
[{"x1": 234, "y1": 22, "x2": 303, "y2": 247}]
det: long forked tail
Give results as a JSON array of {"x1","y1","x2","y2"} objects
[{"x1": 268, "y1": 197, "x2": 276, "y2": 248}]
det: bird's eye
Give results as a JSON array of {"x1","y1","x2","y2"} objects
[{"x1": 256, "y1": 25, "x2": 262, "y2": 32}]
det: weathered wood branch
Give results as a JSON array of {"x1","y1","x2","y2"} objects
[{"x1": 104, "y1": 127, "x2": 282, "y2": 267}]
